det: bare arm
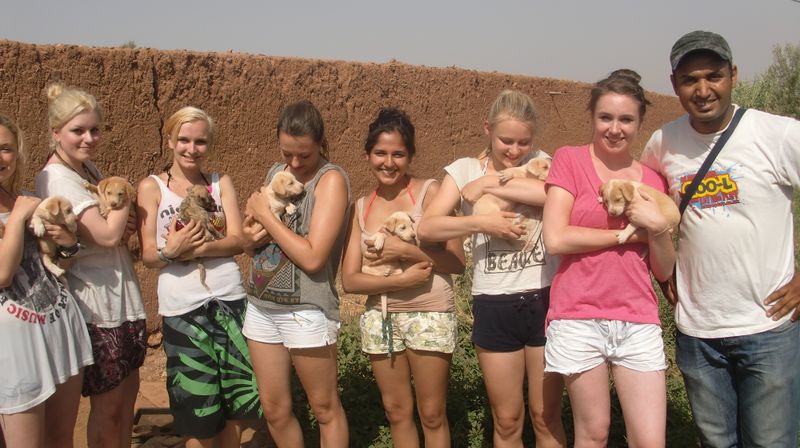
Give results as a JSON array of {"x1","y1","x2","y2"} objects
[
  {"x1": 179, "y1": 174, "x2": 244, "y2": 259},
  {"x1": 77, "y1": 204, "x2": 130, "y2": 248},
  {"x1": 247, "y1": 169, "x2": 349, "y2": 274},
  {"x1": 543, "y1": 185, "x2": 640, "y2": 255},
  {"x1": 341, "y1": 205, "x2": 433, "y2": 295},
  {"x1": 625, "y1": 191, "x2": 676, "y2": 282},
  {"x1": 417, "y1": 174, "x2": 524, "y2": 243},
  {"x1": 462, "y1": 175, "x2": 546, "y2": 206},
  {"x1": 0, "y1": 196, "x2": 41, "y2": 287}
]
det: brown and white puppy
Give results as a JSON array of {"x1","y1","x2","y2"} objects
[
  {"x1": 29, "y1": 196, "x2": 78, "y2": 277},
  {"x1": 83, "y1": 176, "x2": 136, "y2": 218},
  {"x1": 362, "y1": 211, "x2": 418, "y2": 320},
  {"x1": 263, "y1": 171, "x2": 304, "y2": 219},
  {"x1": 598, "y1": 179, "x2": 681, "y2": 244},
  {"x1": 177, "y1": 185, "x2": 225, "y2": 292}
]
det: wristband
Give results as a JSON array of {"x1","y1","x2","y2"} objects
[
  {"x1": 57, "y1": 241, "x2": 82, "y2": 259},
  {"x1": 157, "y1": 247, "x2": 175, "y2": 263}
]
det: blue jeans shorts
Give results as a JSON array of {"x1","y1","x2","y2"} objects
[{"x1": 676, "y1": 318, "x2": 800, "y2": 447}]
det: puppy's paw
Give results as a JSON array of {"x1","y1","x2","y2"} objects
[
  {"x1": 30, "y1": 217, "x2": 46, "y2": 237},
  {"x1": 617, "y1": 224, "x2": 637, "y2": 244},
  {"x1": 497, "y1": 170, "x2": 513, "y2": 184},
  {"x1": 285, "y1": 203, "x2": 297, "y2": 215}
]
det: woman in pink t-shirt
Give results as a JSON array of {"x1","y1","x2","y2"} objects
[{"x1": 542, "y1": 70, "x2": 675, "y2": 447}]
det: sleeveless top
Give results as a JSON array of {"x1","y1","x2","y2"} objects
[
  {"x1": 357, "y1": 179, "x2": 455, "y2": 313},
  {"x1": 0, "y1": 208, "x2": 93, "y2": 413},
  {"x1": 245, "y1": 162, "x2": 351, "y2": 321},
  {"x1": 151, "y1": 173, "x2": 246, "y2": 317}
]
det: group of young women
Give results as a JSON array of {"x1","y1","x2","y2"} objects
[{"x1": 0, "y1": 67, "x2": 674, "y2": 448}]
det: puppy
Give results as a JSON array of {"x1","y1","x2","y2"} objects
[
  {"x1": 263, "y1": 171, "x2": 304, "y2": 219},
  {"x1": 471, "y1": 158, "x2": 550, "y2": 249},
  {"x1": 178, "y1": 185, "x2": 225, "y2": 292},
  {"x1": 29, "y1": 196, "x2": 78, "y2": 277},
  {"x1": 362, "y1": 211, "x2": 418, "y2": 320},
  {"x1": 598, "y1": 179, "x2": 680, "y2": 244},
  {"x1": 83, "y1": 176, "x2": 136, "y2": 218}
]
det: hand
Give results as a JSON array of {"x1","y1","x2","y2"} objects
[
  {"x1": 11, "y1": 196, "x2": 41, "y2": 222},
  {"x1": 765, "y1": 271, "x2": 800, "y2": 321},
  {"x1": 625, "y1": 190, "x2": 669, "y2": 234},
  {"x1": 363, "y1": 234, "x2": 408, "y2": 263},
  {"x1": 43, "y1": 223, "x2": 78, "y2": 247},
  {"x1": 659, "y1": 277, "x2": 678, "y2": 306},
  {"x1": 162, "y1": 218, "x2": 204, "y2": 260},
  {"x1": 400, "y1": 261, "x2": 433, "y2": 288},
  {"x1": 242, "y1": 215, "x2": 272, "y2": 251},
  {"x1": 245, "y1": 189, "x2": 271, "y2": 224},
  {"x1": 481, "y1": 211, "x2": 525, "y2": 239},
  {"x1": 461, "y1": 175, "x2": 498, "y2": 204},
  {"x1": 121, "y1": 207, "x2": 137, "y2": 242}
]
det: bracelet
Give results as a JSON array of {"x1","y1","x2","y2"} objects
[
  {"x1": 57, "y1": 241, "x2": 82, "y2": 259},
  {"x1": 157, "y1": 247, "x2": 175, "y2": 263},
  {"x1": 650, "y1": 226, "x2": 672, "y2": 237}
]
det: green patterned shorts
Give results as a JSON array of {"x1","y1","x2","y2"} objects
[
  {"x1": 163, "y1": 299, "x2": 262, "y2": 439},
  {"x1": 359, "y1": 309, "x2": 457, "y2": 355}
]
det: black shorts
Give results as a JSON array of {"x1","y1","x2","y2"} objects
[{"x1": 471, "y1": 288, "x2": 550, "y2": 352}]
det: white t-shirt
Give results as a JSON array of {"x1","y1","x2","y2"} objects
[
  {"x1": 35, "y1": 163, "x2": 146, "y2": 328},
  {"x1": 641, "y1": 107, "x2": 800, "y2": 338},
  {"x1": 444, "y1": 151, "x2": 557, "y2": 295},
  {"x1": 151, "y1": 174, "x2": 246, "y2": 317}
]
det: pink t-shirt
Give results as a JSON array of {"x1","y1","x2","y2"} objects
[{"x1": 545, "y1": 145, "x2": 667, "y2": 325}]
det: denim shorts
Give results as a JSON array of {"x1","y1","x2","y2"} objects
[
  {"x1": 360, "y1": 309, "x2": 457, "y2": 355},
  {"x1": 242, "y1": 302, "x2": 339, "y2": 349},
  {"x1": 471, "y1": 288, "x2": 549, "y2": 352},
  {"x1": 544, "y1": 319, "x2": 667, "y2": 375}
]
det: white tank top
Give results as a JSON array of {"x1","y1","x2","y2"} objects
[{"x1": 151, "y1": 174, "x2": 246, "y2": 316}]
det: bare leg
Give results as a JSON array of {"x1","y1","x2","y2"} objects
[
  {"x1": 0, "y1": 404, "x2": 45, "y2": 448},
  {"x1": 476, "y1": 346, "x2": 526, "y2": 448},
  {"x1": 407, "y1": 349, "x2": 452, "y2": 448},
  {"x1": 564, "y1": 363, "x2": 611, "y2": 448},
  {"x1": 524, "y1": 346, "x2": 566, "y2": 448},
  {"x1": 292, "y1": 344, "x2": 349, "y2": 448},
  {"x1": 612, "y1": 366, "x2": 666, "y2": 448},
  {"x1": 86, "y1": 370, "x2": 140, "y2": 448},
  {"x1": 248, "y1": 340, "x2": 304, "y2": 448},
  {"x1": 44, "y1": 369, "x2": 84, "y2": 448},
  {"x1": 370, "y1": 351, "x2": 419, "y2": 448}
]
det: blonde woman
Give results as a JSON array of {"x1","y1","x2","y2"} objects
[
  {"x1": 35, "y1": 84, "x2": 146, "y2": 448},
  {"x1": 417, "y1": 90, "x2": 566, "y2": 448}
]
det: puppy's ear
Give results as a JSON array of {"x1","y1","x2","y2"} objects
[
  {"x1": 621, "y1": 183, "x2": 635, "y2": 202},
  {"x1": 272, "y1": 176, "x2": 288, "y2": 196},
  {"x1": 44, "y1": 198, "x2": 61, "y2": 217},
  {"x1": 598, "y1": 183, "x2": 609, "y2": 203},
  {"x1": 126, "y1": 183, "x2": 137, "y2": 202},
  {"x1": 383, "y1": 216, "x2": 399, "y2": 233}
]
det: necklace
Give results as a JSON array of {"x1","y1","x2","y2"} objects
[
  {"x1": 53, "y1": 151, "x2": 99, "y2": 185},
  {"x1": 166, "y1": 166, "x2": 210, "y2": 189}
]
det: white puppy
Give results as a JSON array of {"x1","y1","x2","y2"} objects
[{"x1": 598, "y1": 179, "x2": 680, "y2": 244}]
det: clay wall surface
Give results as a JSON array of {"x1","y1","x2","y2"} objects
[{"x1": 0, "y1": 40, "x2": 685, "y2": 328}]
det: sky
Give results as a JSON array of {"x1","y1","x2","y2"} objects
[{"x1": 2, "y1": 0, "x2": 799, "y2": 95}]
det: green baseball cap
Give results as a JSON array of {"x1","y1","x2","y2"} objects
[{"x1": 670, "y1": 30, "x2": 732, "y2": 71}]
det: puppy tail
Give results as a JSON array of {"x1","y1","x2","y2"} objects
[{"x1": 198, "y1": 261, "x2": 212, "y2": 294}]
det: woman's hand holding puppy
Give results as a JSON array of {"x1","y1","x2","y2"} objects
[
  {"x1": 481, "y1": 211, "x2": 526, "y2": 240},
  {"x1": 398, "y1": 261, "x2": 433, "y2": 288},
  {"x1": 162, "y1": 218, "x2": 204, "y2": 260},
  {"x1": 241, "y1": 215, "x2": 272, "y2": 256},
  {"x1": 10, "y1": 196, "x2": 42, "y2": 224},
  {"x1": 363, "y1": 234, "x2": 410, "y2": 263},
  {"x1": 624, "y1": 190, "x2": 670, "y2": 237}
]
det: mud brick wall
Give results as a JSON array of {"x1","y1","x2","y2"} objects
[{"x1": 0, "y1": 40, "x2": 685, "y2": 329}]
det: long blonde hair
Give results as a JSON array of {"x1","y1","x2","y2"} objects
[
  {"x1": 477, "y1": 89, "x2": 539, "y2": 159},
  {"x1": 46, "y1": 83, "x2": 102, "y2": 151},
  {"x1": 0, "y1": 114, "x2": 25, "y2": 195},
  {"x1": 163, "y1": 106, "x2": 216, "y2": 149}
]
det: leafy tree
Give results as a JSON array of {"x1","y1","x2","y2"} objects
[
  {"x1": 120, "y1": 40, "x2": 137, "y2": 49},
  {"x1": 734, "y1": 43, "x2": 800, "y2": 119}
]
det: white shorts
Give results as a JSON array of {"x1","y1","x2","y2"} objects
[
  {"x1": 544, "y1": 319, "x2": 667, "y2": 375},
  {"x1": 242, "y1": 302, "x2": 340, "y2": 349}
]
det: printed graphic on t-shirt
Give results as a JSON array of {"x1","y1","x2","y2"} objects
[
  {"x1": 246, "y1": 210, "x2": 302, "y2": 304},
  {"x1": 477, "y1": 205, "x2": 546, "y2": 274},
  {"x1": 0, "y1": 236, "x2": 70, "y2": 325},
  {"x1": 678, "y1": 167, "x2": 741, "y2": 210}
]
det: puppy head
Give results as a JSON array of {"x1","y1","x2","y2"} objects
[
  {"x1": 99, "y1": 176, "x2": 135, "y2": 209},
  {"x1": 383, "y1": 211, "x2": 416, "y2": 243},
  {"x1": 525, "y1": 158, "x2": 551, "y2": 180},
  {"x1": 186, "y1": 184, "x2": 216, "y2": 211},
  {"x1": 599, "y1": 180, "x2": 635, "y2": 217},
  {"x1": 270, "y1": 171, "x2": 304, "y2": 198},
  {"x1": 42, "y1": 196, "x2": 78, "y2": 232}
]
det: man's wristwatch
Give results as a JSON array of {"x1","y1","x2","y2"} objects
[{"x1": 57, "y1": 241, "x2": 82, "y2": 259}]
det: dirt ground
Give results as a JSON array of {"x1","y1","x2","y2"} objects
[{"x1": 72, "y1": 335, "x2": 275, "y2": 448}]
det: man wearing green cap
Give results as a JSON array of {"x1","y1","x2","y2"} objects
[{"x1": 641, "y1": 30, "x2": 800, "y2": 447}]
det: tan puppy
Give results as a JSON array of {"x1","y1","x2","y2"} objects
[
  {"x1": 598, "y1": 179, "x2": 681, "y2": 244},
  {"x1": 29, "y1": 196, "x2": 78, "y2": 277},
  {"x1": 362, "y1": 211, "x2": 418, "y2": 320},
  {"x1": 178, "y1": 185, "x2": 225, "y2": 292},
  {"x1": 83, "y1": 176, "x2": 136, "y2": 218},
  {"x1": 263, "y1": 171, "x2": 304, "y2": 219},
  {"x1": 472, "y1": 158, "x2": 550, "y2": 215}
]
